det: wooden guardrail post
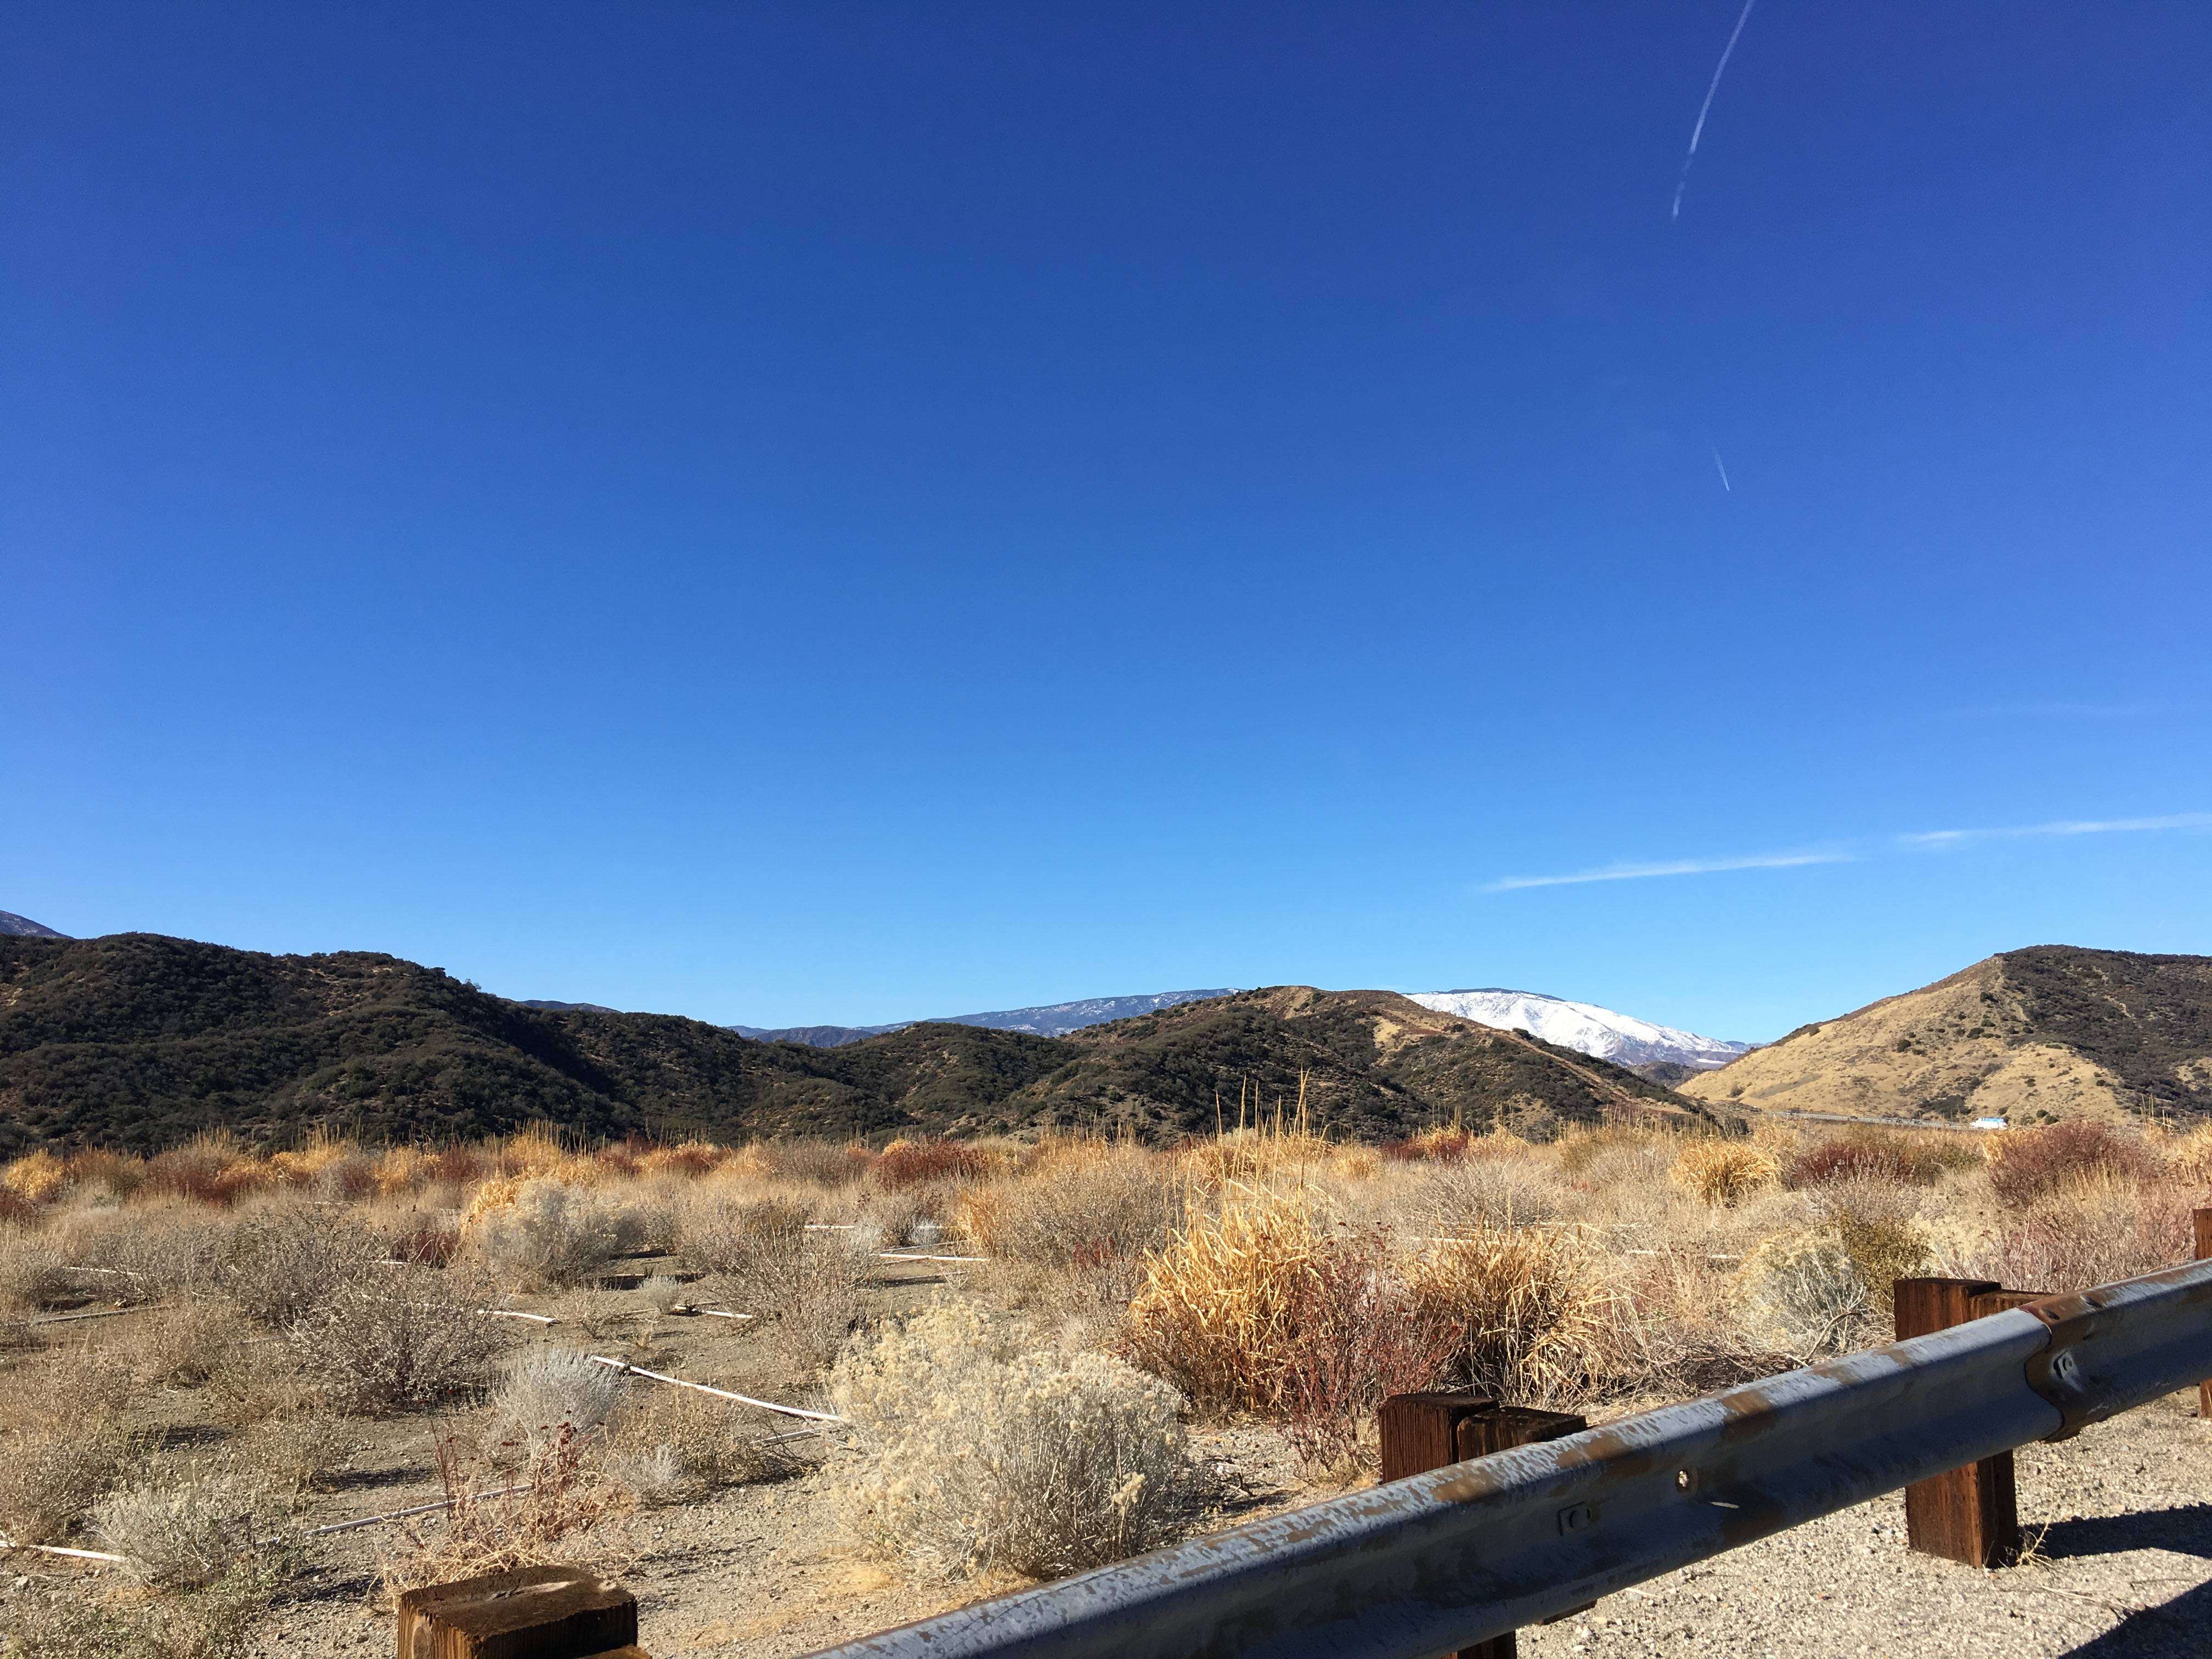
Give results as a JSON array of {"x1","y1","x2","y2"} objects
[
  {"x1": 2197, "y1": 1209, "x2": 2212, "y2": 1420},
  {"x1": 1380, "y1": 1391, "x2": 1588, "y2": 1657},
  {"x1": 1893, "y1": 1277, "x2": 2045, "y2": 1567},
  {"x1": 395, "y1": 1563, "x2": 644, "y2": 1658}
]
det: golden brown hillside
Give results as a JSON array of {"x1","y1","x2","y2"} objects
[{"x1": 1682, "y1": 946, "x2": 2212, "y2": 1126}]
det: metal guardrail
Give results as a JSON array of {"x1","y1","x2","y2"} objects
[{"x1": 801, "y1": 1255, "x2": 2212, "y2": 1659}]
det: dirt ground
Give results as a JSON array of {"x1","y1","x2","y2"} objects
[{"x1": 5, "y1": 1257, "x2": 2209, "y2": 1659}]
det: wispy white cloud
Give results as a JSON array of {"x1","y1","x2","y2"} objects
[
  {"x1": 1483, "y1": 849, "x2": 1853, "y2": 893},
  {"x1": 1671, "y1": 0, "x2": 1759, "y2": 220},
  {"x1": 1485, "y1": 810, "x2": 2212, "y2": 894},
  {"x1": 1900, "y1": 813, "x2": 2212, "y2": 848},
  {"x1": 1938, "y1": 701, "x2": 2169, "y2": 721}
]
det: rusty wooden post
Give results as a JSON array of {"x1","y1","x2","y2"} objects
[
  {"x1": 1894, "y1": 1277, "x2": 2021, "y2": 1567},
  {"x1": 1379, "y1": 1392, "x2": 1589, "y2": 1657},
  {"x1": 395, "y1": 1563, "x2": 640, "y2": 1659}
]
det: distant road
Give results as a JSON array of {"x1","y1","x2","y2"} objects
[{"x1": 1752, "y1": 1107, "x2": 1985, "y2": 1133}]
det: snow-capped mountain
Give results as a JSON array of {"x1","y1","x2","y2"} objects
[{"x1": 1407, "y1": 988, "x2": 1751, "y2": 1072}]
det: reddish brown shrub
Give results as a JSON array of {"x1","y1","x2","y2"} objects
[
  {"x1": 142, "y1": 1140, "x2": 268, "y2": 1206},
  {"x1": 425, "y1": 1146, "x2": 492, "y2": 1188},
  {"x1": 1278, "y1": 1229, "x2": 1455, "y2": 1477},
  {"x1": 0, "y1": 1187, "x2": 37, "y2": 1225},
  {"x1": 390, "y1": 1220, "x2": 462, "y2": 1267},
  {"x1": 1382, "y1": 1126, "x2": 1477, "y2": 1163},
  {"x1": 1985, "y1": 1121, "x2": 2157, "y2": 1206},
  {"x1": 872, "y1": 1139, "x2": 986, "y2": 1190},
  {"x1": 1976, "y1": 1179, "x2": 2193, "y2": 1291},
  {"x1": 1784, "y1": 1139, "x2": 1914, "y2": 1189}
]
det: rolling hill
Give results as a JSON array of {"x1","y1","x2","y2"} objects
[
  {"x1": 0, "y1": 934, "x2": 1728, "y2": 1154},
  {"x1": 1680, "y1": 946, "x2": 2212, "y2": 1127}
]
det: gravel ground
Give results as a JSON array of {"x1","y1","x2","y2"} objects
[{"x1": 5, "y1": 1271, "x2": 2208, "y2": 1658}]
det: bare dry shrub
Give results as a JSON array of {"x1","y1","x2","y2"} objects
[
  {"x1": 1782, "y1": 1129, "x2": 1977, "y2": 1190},
  {"x1": 1670, "y1": 1139, "x2": 1779, "y2": 1207},
  {"x1": 1390, "y1": 1155, "x2": 1567, "y2": 1234},
  {"x1": 491, "y1": 1347, "x2": 624, "y2": 1449},
  {"x1": 831, "y1": 1302, "x2": 1200, "y2": 1581},
  {"x1": 0, "y1": 1349, "x2": 137, "y2": 1542},
  {"x1": 692, "y1": 1222, "x2": 870, "y2": 1371},
  {"x1": 954, "y1": 1144, "x2": 1181, "y2": 1272},
  {"x1": 602, "y1": 1385, "x2": 793, "y2": 1504},
  {"x1": 202, "y1": 1333, "x2": 324, "y2": 1427},
  {"x1": 213, "y1": 1201, "x2": 379, "y2": 1327},
  {"x1": 142, "y1": 1132, "x2": 273, "y2": 1208},
  {"x1": 544, "y1": 1284, "x2": 653, "y2": 1341},
  {"x1": 759, "y1": 1137, "x2": 871, "y2": 1186},
  {"x1": 286, "y1": 1264, "x2": 510, "y2": 1414},
  {"x1": 131, "y1": 1298, "x2": 250, "y2": 1391},
  {"x1": 1554, "y1": 1125, "x2": 1661, "y2": 1177},
  {"x1": 1602, "y1": 1248, "x2": 1791, "y2": 1398},
  {"x1": 0, "y1": 1558, "x2": 285, "y2": 1659},
  {"x1": 56, "y1": 1201, "x2": 231, "y2": 1299},
  {"x1": 93, "y1": 1463, "x2": 287, "y2": 1589},
  {"x1": 380, "y1": 1425, "x2": 628, "y2": 1600},
  {"x1": 67, "y1": 1147, "x2": 147, "y2": 1201},
  {"x1": 1971, "y1": 1171, "x2": 2194, "y2": 1292},
  {"x1": 1405, "y1": 1225, "x2": 1616, "y2": 1407},
  {"x1": 461, "y1": 1177, "x2": 654, "y2": 1290},
  {"x1": 1985, "y1": 1120, "x2": 2158, "y2": 1206},
  {"x1": 1739, "y1": 1180, "x2": 1929, "y2": 1357},
  {"x1": 0, "y1": 1223, "x2": 74, "y2": 1312},
  {"x1": 228, "y1": 1412, "x2": 362, "y2": 1498},
  {"x1": 678, "y1": 1194, "x2": 811, "y2": 1274}
]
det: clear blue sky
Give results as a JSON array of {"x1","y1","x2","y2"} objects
[{"x1": 6, "y1": 4, "x2": 2209, "y2": 1040}]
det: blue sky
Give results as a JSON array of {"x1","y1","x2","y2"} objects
[{"x1": 5, "y1": 3, "x2": 2209, "y2": 1041}]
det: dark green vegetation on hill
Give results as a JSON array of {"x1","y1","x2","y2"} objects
[{"x1": 0, "y1": 934, "x2": 1727, "y2": 1155}]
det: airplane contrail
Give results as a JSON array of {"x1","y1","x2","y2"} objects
[
  {"x1": 1713, "y1": 450, "x2": 1731, "y2": 491},
  {"x1": 1672, "y1": 0, "x2": 1759, "y2": 221}
]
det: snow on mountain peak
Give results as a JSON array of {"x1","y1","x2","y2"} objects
[{"x1": 1407, "y1": 988, "x2": 1750, "y2": 1071}]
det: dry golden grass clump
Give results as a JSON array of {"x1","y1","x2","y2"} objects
[
  {"x1": 1120, "y1": 1184, "x2": 1331, "y2": 1417},
  {"x1": 1669, "y1": 1139, "x2": 1780, "y2": 1207},
  {"x1": 1406, "y1": 1224, "x2": 1616, "y2": 1406},
  {"x1": 831, "y1": 1301, "x2": 1201, "y2": 1581}
]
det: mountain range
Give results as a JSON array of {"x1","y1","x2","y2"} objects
[
  {"x1": 727, "y1": 989, "x2": 1239, "y2": 1046},
  {"x1": 0, "y1": 932, "x2": 1724, "y2": 1155},
  {"x1": 1679, "y1": 946, "x2": 2212, "y2": 1127},
  {"x1": 0, "y1": 911, "x2": 67, "y2": 939}
]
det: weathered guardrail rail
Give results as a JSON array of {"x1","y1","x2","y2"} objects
[{"x1": 800, "y1": 1254, "x2": 2212, "y2": 1659}]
